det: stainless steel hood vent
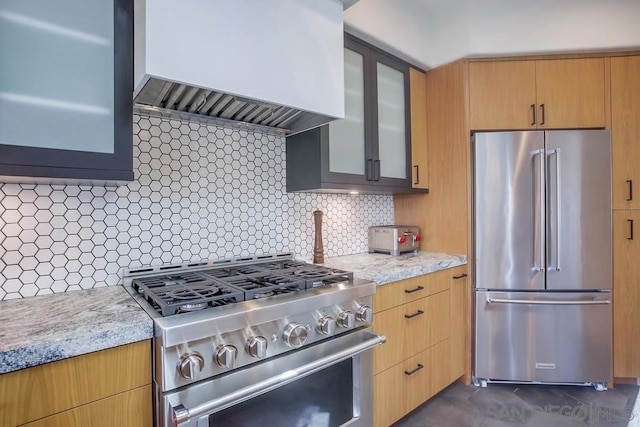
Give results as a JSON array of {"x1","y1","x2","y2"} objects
[{"x1": 134, "y1": 78, "x2": 335, "y2": 135}]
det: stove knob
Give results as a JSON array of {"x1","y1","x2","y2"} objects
[
  {"x1": 337, "y1": 310, "x2": 355, "y2": 328},
  {"x1": 283, "y1": 322, "x2": 308, "y2": 348},
  {"x1": 356, "y1": 305, "x2": 373, "y2": 323},
  {"x1": 214, "y1": 344, "x2": 238, "y2": 369},
  {"x1": 177, "y1": 352, "x2": 205, "y2": 380},
  {"x1": 317, "y1": 316, "x2": 336, "y2": 335},
  {"x1": 246, "y1": 336, "x2": 268, "y2": 359}
]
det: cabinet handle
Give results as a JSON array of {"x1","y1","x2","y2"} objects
[
  {"x1": 627, "y1": 180, "x2": 633, "y2": 201},
  {"x1": 530, "y1": 104, "x2": 536, "y2": 126},
  {"x1": 628, "y1": 219, "x2": 634, "y2": 240},
  {"x1": 453, "y1": 273, "x2": 468, "y2": 280},
  {"x1": 366, "y1": 159, "x2": 374, "y2": 181},
  {"x1": 539, "y1": 104, "x2": 546, "y2": 125},
  {"x1": 404, "y1": 363, "x2": 424, "y2": 376},
  {"x1": 404, "y1": 286, "x2": 424, "y2": 294},
  {"x1": 414, "y1": 165, "x2": 419, "y2": 185},
  {"x1": 404, "y1": 310, "x2": 424, "y2": 319},
  {"x1": 374, "y1": 159, "x2": 381, "y2": 181}
]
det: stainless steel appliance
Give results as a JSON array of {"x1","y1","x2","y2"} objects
[
  {"x1": 472, "y1": 130, "x2": 612, "y2": 391},
  {"x1": 124, "y1": 253, "x2": 385, "y2": 426},
  {"x1": 368, "y1": 225, "x2": 421, "y2": 255}
]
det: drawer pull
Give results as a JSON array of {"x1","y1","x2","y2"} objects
[
  {"x1": 453, "y1": 273, "x2": 468, "y2": 280},
  {"x1": 627, "y1": 180, "x2": 633, "y2": 201},
  {"x1": 404, "y1": 286, "x2": 424, "y2": 294},
  {"x1": 404, "y1": 310, "x2": 424, "y2": 319},
  {"x1": 404, "y1": 364, "x2": 424, "y2": 376}
]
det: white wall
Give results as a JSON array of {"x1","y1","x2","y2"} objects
[
  {"x1": 468, "y1": 0, "x2": 640, "y2": 56},
  {"x1": 345, "y1": 0, "x2": 640, "y2": 69}
]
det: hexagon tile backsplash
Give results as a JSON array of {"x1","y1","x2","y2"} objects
[{"x1": 0, "y1": 114, "x2": 394, "y2": 300}]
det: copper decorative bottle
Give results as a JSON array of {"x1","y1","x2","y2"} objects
[{"x1": 313, "y1": 210, "x2": 325, "y2": 264}]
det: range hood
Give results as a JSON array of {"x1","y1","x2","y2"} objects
[{"x1": 133, "y1": 0, "x2": 354, "y2": 135}]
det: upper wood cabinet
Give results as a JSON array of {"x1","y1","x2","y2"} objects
[
  {"x1": 611, "y1": 56, "x2": 640, "y2": 210},
  {"x1": 410, "y1": 68, "x2": 428, "y2": 189},
  {"x1": 469, "y1": 61, "x2": 537, "y2": 130},
  {"x1": 469, "y1": 58, "x2": 606, "y2": 130}
]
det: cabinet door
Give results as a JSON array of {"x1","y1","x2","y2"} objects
[
  {"x1": 20, "y1": 386, "x2": 152, "y2": 427},
  {"x1": 410, "y1": 68, "x2": 428, "y2": 189},
  {"x1": 469, "y1": 61, "x2": 536, "y2": 130},
  {"x1": 535, "y1": 58, "x2": 605, "y2": 129},
  {"x1": 327, "y1": 46, "x2": 370, "y2": 181},
  {"x1": 611, "y1": 56, "x2": 640, "y2": 210},
  {"x1": 448, "y1": 266, "x2": 468, "y2": 383},
  {"x1": 613, "y1": 210, "x2": 640, "y2": 378},
  {"x1": 0, "y1": 0, "x2": 133, "y2": 183},
  {"x1": 371, "y1": 51, "x2": 411, "y2": 189}
]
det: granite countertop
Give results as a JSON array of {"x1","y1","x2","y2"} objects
[
  {"x1": 0, "y1": 286, "x2": 153, "y2": 374},
  {"x1": 322, "y1": 252, "x2": 467, "y2": 285}
]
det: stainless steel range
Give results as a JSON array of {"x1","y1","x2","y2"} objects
[{"x1": 124, "y1": 253, "x2": 385, "y2": 427}]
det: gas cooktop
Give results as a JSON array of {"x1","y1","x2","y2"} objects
[{"x1": 130, "y1": 255, "x2": 353, "y2": 316}]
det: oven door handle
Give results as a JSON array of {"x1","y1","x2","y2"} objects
[{"x1": 173, "y1": 331, "x2": 387, "y2": 425}]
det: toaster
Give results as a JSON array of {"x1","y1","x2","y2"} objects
[{"x1": 368, "y1": 225, "x2": 421, "y2": 256}]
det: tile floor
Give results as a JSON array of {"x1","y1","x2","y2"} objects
[{"x1": 394, "y1": 382, "x2": 640, "y2": 427}]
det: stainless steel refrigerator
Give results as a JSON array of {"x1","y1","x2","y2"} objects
[{"x1": 473, "y1": 130, "x2": 612, "y2": 390}]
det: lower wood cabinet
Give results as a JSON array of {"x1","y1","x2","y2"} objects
[
  {"x1": 0, "y1": 340, "x2": 151, "y2": 427},
  {"x1": 613, "y1": 210, "x2": 640, "y2": 379},
  {"x1": 19, "y1": 386, "x2": 152, "y2": 427},
  {"x1": 372, "y1": 267, "x2": 468, "y2": 426},
  {"x1": 374, "y1": 340, "x2": 450, "y2": 427}
]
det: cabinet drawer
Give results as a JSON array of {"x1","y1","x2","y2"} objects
[
  {"x1": 19, "y1": 385, "x2": 152, "y2": 427},
  {"x1": 373, "y1": 339, "x2": 451, "y2": 427},
  {"x1": 0, "y1": 341, "x2": 151, "y2": 427},
  {"x1": 374, "y1": 270, "x2": 450, "y2": 312},
  {"x1": 373, "y1": 290, "x2": 450, "y2": 374}
]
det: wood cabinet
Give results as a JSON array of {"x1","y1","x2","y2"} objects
[
  {"x1": 0, "y1": 341, "x2": 151, "y2": 427},
  {"x1": 613, "y1": 209, "x2": 640, "y2": 379},
  {"x1": 469, "y1": 58, "x2": 606, "y2": 130},
  {"x1": 286, "y1": 34, "x2": 425, "y2": 195},
  {"x1": 410, "y1": 68, "x2": 428, "y2": 190},
  {"x1": 449, "y1": 265, "x2": 469, "y2": 383},
  {"x1": 611, "y1": 56, "x2": 640, "y2": 210},
  {"x1": 372, "y1": 268, "x2": 466, "y2": 426},
  {"x1": 0, "y1": 0, "x2": 133, "y2": 184},
  {"x1": 395, "y1": 61, "x2": 469, "y2": 255},
  {"x1": 373, "y1": 340, "x2": 450, "y2": 427},
  {"x1": 611, "y1": 55, "x2": 640, "y2": 381}
]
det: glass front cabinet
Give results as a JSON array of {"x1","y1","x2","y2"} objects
[
  {"x1": 286, "y1": 34, "x2": 416, "y2": 194},
  {"x1": 0, "y1": 0, "x2": 133, "y2": 183}
]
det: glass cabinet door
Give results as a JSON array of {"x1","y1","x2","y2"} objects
[
  {"x1": 376, "y1": 62, "x2": 407, "y2": 180},
  {"x1": 328, "y1": 48, "x2": 366, "y2": 177}
]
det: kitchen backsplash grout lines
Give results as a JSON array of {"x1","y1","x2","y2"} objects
[{"x1": 0, "y1": 114, "x2": 394, "y2": 300}]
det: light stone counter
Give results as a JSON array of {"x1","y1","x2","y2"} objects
[
  {"x1": 0, "y1": 286, "x2": 152, "y2": 374},
  {"x1": 321, "y1": 252, "x2": 467, "y2": 285}
]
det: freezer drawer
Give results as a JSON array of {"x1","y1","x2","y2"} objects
[{"x1": 474, "y1": 291, "x2": 612, "y2": 384}]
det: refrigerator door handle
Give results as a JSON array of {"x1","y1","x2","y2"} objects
[
  {"x1": 547, "y1": 148, "x2": 561, "y2": 272},
  {"x1": 486, "y1": 297, "x2": 610, "y2": 305},
  {"x1": 531, "y1": 149, "x2": 545, "y2": 272}
]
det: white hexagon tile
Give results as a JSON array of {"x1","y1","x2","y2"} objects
[{"x1": 0, "y1": 115, "x2": 394, "y2": 300}]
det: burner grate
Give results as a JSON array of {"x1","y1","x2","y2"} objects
[
  {"x1": 278, "y1": 265, "x2": 353, "y2": 288},
  {"x1": 216, "y1": 272, "x2": 307, "y2": 300},
  {"x1": 132, "y1": 273, "x2": 244, "y2": 316},
  {"x1": 253, "y1": 260, "x2": 309, "y2": 271}
]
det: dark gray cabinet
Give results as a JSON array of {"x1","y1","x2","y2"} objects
[
  {"x1": 287, "y1": 34, "x2": 421, "y2": 195},
  {"x1": 0, "y1": 0, "x2": 133, "y2": 183}
]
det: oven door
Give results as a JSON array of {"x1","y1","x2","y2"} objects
[{"x1": 158, "y1": 328, "x2": 385, "y2": 427}]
